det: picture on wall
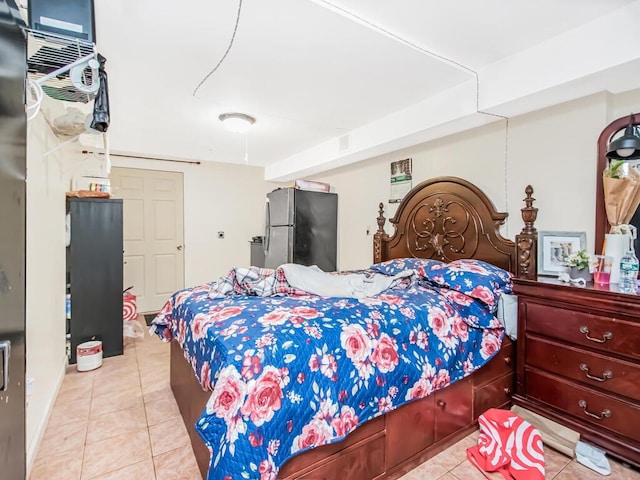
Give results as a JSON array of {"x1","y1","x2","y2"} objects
[
  {"x1": 389, "y1": 158, "x2": 412, "y2": 203},
  {"x1": 538, "y1": 231, "x2": 587, "y2": 276}
]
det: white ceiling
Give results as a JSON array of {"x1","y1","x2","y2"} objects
[{"x1": 92, "y1": 0, "x2": 640, "y2": 180}]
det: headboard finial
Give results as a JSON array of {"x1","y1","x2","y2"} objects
[
  {"x1": 521, "y1": 185, "x2": 538, "y2": 235},
  {"x1": 373, "y1": 202, "x2": 387, "y2": 263},
  {"x1": 516, "y1": 185, "x2": 538, "y2": 279},
  {"x1": 376, "y1": 202, "x2": 386, "y2": 234}
]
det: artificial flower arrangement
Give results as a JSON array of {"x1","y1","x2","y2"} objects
[
  {"x1": 566, "y1": 250, "x2": 591, "y2": 271},
  {"x1": 603, "y1": 160, "x2": 640, "y2": 232},
  {"x1": 605, "y1": 159, "x2": 625, "y2": 179}
]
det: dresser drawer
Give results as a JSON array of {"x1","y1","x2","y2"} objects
[
  {"x1": 526, "y1": 369, "x2": 640, "y2": 442},
  {"x1": 526, "y1": 336, "x2": 640, "y2": 400},
  {"x1": 524, "y1": 302, "x2": 640, "y2": 360}
]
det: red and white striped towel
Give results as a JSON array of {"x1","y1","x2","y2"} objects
[{"x1": 467, "y1": 408, "x2": 545, "y2": 480}]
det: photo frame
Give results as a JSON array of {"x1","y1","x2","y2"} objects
[
  {"x1": 537, "y1": 231, "x2": 587, "y2": 276},
  {"x1": 389, "y1": 158, "x2": 412, "y2": 203}
]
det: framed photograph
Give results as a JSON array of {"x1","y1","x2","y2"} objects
[
  {"x1": 538, "y1": 231, "x2": 587, "y2": 276},
  {"x1": 389, "y1": 158, "x2": 412, "y2": 203}
]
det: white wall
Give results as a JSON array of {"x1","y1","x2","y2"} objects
[
  {"x1": 309, "y1": 90, "x2": 640, "y2": 270},
  {"x1": 612, "y1": 89, "x2": 640, "y2": 118},
  {"x1": 25, "y1": 115, "x2": 68, "y2": 468},
  {"x1": 506, "y1": 93, "x2": 607, "y2": 252},
  {"x1": 107, "y1": 156, "x2": 276, "y2": 287}
]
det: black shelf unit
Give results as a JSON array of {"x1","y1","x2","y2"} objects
[{"x1": 66, "y1": 197, "x2": 123, "y2": 363}]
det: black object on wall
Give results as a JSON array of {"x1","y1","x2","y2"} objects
[
  {"x1": 67, "y1": 198, "x2": 123, "y2": 364},
  {"x1": 0, "y1": 0, "x2": 26, "y2": 477},
  {"x1": 90, "y1": 53, "x2": 110, "y2": 132}
]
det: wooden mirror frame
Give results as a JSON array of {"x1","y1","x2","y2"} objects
[{"x1": 595, "y1": 114, "x2": 640, "y2": 255}]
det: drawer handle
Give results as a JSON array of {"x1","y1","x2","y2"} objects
[
  {"x1": 579, "y1": 326, "x2": 613, "y2": 344},
  {"x1": 504, "y1": 387, "x2": 512, "y2": 396},
  {"x1": 579, "y1": 363, "x2": 613, "y2": 382},
  {"x1": 578, "y1": 400, "x2": 611, "y2": 420},
  {"x1": 504, "y1": 357, "x2": 512, "y2": 366},
  {"x1": 437, "y1": 400, "x2": 446, "y2": 409}
]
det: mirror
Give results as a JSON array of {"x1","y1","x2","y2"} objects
[{"x1": 595, "y1": 114, "x2": 640, "y2": 258}]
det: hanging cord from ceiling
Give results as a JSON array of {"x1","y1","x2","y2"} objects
[
  {"x1": 311, "y1": 0, "x2": 509, "y2": 231},
  {"x1": 193, "y1": 0, "x2": 244, "y2": 97},
  {"x1": 310, "y1": 0, "x2": 474, "y2": 77},
  {"x1": 312, "y1": 0, "x2": 511, "y2": 231},
  {"x1": 502, "y1": 118, "x2": 510, "y2": 237},
  {"x1": 245, "y1": 133, "x2": 249, "y2": 165},
  {"x1": 309, "y1": 0, "x2": 507, "y2": 120}
]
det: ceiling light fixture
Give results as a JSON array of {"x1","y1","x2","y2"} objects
[
  {"x1": 606, "y1": 113, "x2": 640, "y2": 160},
  {"x1": 219, "y1": 112, "x2": 256, "y2": 134}
]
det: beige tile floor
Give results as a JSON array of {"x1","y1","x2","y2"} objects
[
  {"x1": 30, "y1": 332, "x2": 640, "y2": 480},
  {"x1": 398, "y1": 430, "x2": 640, "y2": 480},
  {"x1": 30, "y1": 334, "x2": 200, "y2": 480}
]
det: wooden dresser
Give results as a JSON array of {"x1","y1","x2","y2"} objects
[{"x1": 512, "y1": 278, "x2": 640, "y2": 466}]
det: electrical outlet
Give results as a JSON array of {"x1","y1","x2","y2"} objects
[{"x1": 217, "y1": 231, "x2": 225, "y2": 239}]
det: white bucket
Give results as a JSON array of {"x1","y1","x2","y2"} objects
[{"x1": 77, "y1": 340, "x2": 103, "y2": 372}]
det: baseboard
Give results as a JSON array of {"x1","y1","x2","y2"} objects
[{"x1": 25, "y1": 354, "x2": 67, "y2": 477}]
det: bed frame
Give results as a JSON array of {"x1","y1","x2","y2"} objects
[{"x1": 170, "y1": 176, "x2": 538, "y2": 479}]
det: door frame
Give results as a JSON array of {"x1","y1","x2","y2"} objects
[{"x1": 110, "y1": 166, "x2": 185, "y2": 314}]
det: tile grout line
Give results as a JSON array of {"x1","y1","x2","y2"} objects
[
  {"x1": 551, "y1": 460, "x2": 571, "y2": 479},
  {"x1": 34, "y1": 342, "x2": 168, "y2": 480},
  {"x1": 34, "y1": 337, "x2": 176, "y2": 479},
  {"x1": 136, "y1": 337, "x2": 159, "y2": 480},
  {"x1": 78, "y1": 369, "x2": 96, "y2": 480},
  {"x1": 83, "y1": 343, "x2": 147, "y2": 480}
]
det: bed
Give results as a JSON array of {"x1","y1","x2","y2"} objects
[{"x1": 160, "y1": 176, "x2": 538, "y2": 480}]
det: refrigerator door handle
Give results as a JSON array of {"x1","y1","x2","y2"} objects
[
  {"x1": 264, "y1": 199, "x2": 271, "y2": 255},
  {"x1": 0, "y1": 340, "x2": 10, "y2": 391}
]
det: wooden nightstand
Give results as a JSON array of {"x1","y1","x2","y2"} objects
[{"x1": 512, "y1": 277, "x2": 640, "y2": 466}]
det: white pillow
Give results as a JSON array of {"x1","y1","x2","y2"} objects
[{"x1": 496, "y1": 293, "x2": 518, "y2": 340}]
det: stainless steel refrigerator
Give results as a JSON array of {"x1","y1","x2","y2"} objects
[
  {"x1": 264, "y1": 188, "x2": 338, "y2": 272},
  {"x1": 0, "y1": 0, "x2": 26, "y2": 477}
]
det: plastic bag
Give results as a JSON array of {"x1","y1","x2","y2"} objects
[
  {"x1": 123, "y1": 320, "x2": 145, "y2": 339},
  {"x1": 123, "y1": 287, "x2": 137, "y2": 321},
  {"x1": 90, "y1": 54, "x2": 110, "y2": 133}
]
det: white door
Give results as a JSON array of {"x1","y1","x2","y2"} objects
[{"x1": 110, "y1": 168, "x2": 185, "y2": 313}]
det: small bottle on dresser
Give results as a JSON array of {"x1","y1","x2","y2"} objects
[{"x1": 619, "y1": 236, "x2": 639, "y2": 294}]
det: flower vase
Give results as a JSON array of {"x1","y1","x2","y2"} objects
[{"x1": 569, "y1": 266, "x2": 593, "y2": 282}]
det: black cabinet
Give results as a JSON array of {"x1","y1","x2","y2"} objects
[
  {"x1": 0, "y1": 1, "x2": 27, "y2": 476},
  {"x1": 67, "y1": 198, "x2": 123, "y2": 363}
]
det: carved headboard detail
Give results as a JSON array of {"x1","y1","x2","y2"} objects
[{"x1": 373, "y1": 176, "x2": 537, "y2": 277}]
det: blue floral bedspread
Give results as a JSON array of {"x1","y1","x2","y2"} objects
[{"x1": 152, "y1": 266, "x2": 505, "y2": 480}]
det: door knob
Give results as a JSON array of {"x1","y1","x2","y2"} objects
[{"x1": 177, "y1": 245, "x2": 183, "y2": 251}]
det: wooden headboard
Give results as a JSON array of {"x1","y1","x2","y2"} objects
[{"x1": 373, "y1": 176, "x2": 538, "y2": 278}]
